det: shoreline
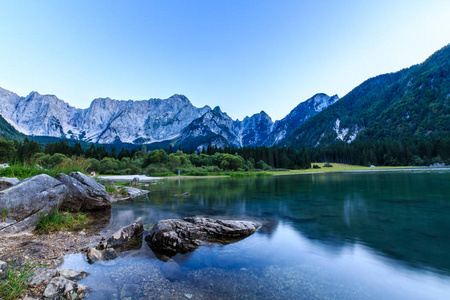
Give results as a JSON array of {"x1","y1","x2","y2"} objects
[{"x1": 97, "y1": 167, "x2": 450, "y2": 182}]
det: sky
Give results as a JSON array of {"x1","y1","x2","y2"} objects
[{"x1": 0, "y1": 1, "x2": 449, "y2": 121}]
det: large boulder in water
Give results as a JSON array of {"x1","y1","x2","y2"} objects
[
  {"x1": 97, "y1": 218, "x2": 144, "y2": 253},
  {"x1": 87, "y1": 218, "x2": 144, "y2": 263},
  {"x1": 0, "y1": 174, "x2": 67, "y2": 235},
  {"x1": 145, "y1": 217, "x2": 260, "y2": 256},
  {"x1": 56, "y1": 172, "x2": 111, "y2": 211}
]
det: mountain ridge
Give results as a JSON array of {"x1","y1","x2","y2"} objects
[
  {"x1": 284, "y1": 44, "x2": 450, "y2": 148},
  {"x1": 0, "y1": 86, "x2": 338, "y2": 149}
]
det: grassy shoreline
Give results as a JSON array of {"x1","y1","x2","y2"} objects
[{"x1": 97, "y1": 163, "x2": 449, "y2": 181}]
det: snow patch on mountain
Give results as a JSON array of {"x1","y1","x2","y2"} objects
[{"x1": 334, "y1": 118, "x2": 364, "y2": 143}]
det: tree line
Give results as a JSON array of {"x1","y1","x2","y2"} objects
[
  {"x1": 309, "y1": 135, "x2": 450, "y2": 166},
  {"x1": 0, "y1": 138, "x2": 312, "y2": 175}
]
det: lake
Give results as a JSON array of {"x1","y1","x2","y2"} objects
[{"x1": 61, "y1": 170, "x2": 450, "y2": 299}]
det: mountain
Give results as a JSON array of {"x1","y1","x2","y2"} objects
[
  {"x1": 0, "y1": 89, "x2": 211, "y2": 144},
  {"x1": 264, "y1": 93, "x2": 339, "y2": 146},
  {"x1": 167, "y1": 107, "x2": 275, "y2": 151},
  {"x1": 0, "y1": 88, "x2": 26, "y2": 141},
  {"x1": 0, "y1": 114, "x2": 24, "y2": 141},
  {"x1": 0, "y1": 86, "x2": 337, "y2": 149},
  {"x1": 284, "y1": 44, "x2": 450, "y2": 148}
]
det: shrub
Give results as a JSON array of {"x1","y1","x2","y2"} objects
[
  {"x1": 323, "y1": 163, "x2": 333, "y2": 168},
  {"x1": 144, "y1": 165, "x2": 171, "y2": 175},
  {"x1": 255, "y1": 160, "x2": 271, "y2": 171},
  {"x1": 184, "y1": 171, "x2": 209, "y2": 176},
  {"x1": 35, "y1": 209, "x2": 88, "y2": 233},
  {"x1": 120, "y1": 188, "x2": 128, "y2": 196},
  {"x1": 0, "y1": 260, "x2": 38, "y2": 300},
  {"x1": 105, "y1": 185, "x2": 118, "y2": 193},
  {"x1": 313, "y1": 164, "x2": 321, "y2": 169},
  {"x1": 147, "y1": 172, "x2": 175, "y2": 177}
]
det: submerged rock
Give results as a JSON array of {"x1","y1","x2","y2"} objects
[
  {"x1": 86, "y1": 248, "x2": 118, "y2": 263},
  {"x1": 120, "y1": 283, "x2": 140, "y2": 299},
  {"x1": 43, "y1": 276, "x2": 92, "y2": 299},
  {"x1": 60, "y1": 269, "x2": 90, "y2": 282},
  {"x1": 174, "y1": 192, "x2": 191, "y2": 197},
  {"x1": 145, "y1": 217, "x2": 260, "y2": 256},
  {"x1": 56, "y1": 172, "x2": 111, "y2": 211},
  {"x1": 160, "y1": 259, "x2": 181, "y2": 281}
]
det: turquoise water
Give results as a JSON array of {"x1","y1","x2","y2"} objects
[{"x1": 61, "y1": 171, "x2": 450, "y2": 299}]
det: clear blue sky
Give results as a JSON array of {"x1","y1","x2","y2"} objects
[{"x1": 0, "y1": 0, "x2": 449, "y2": 121}]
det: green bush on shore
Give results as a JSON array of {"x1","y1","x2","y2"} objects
[
  {"x1": 0, "y1": 260, "x2": 38, "y2": 300},
  {"x1": 0, "y1": 160, "x2": 88, "y2": 180},
  {"x1": 35, "y1": 209, "x2": 88, "y2": 233},
  {"x1": 0, "y1": 142, "x2": 314, "y2": 180}
]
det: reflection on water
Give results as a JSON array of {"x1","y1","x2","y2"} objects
[{"x1": 61, "y1": 171, "x2": 450, "y2": 299}]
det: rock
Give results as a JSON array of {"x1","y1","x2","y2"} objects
[
  {"x1": 86, "y1": 248, "x2": 118, "y2": 263},
  {"x1": 0, "y1": 260, "x2": 7, "y2": 280},
  {"x1": 174, "y1": 192, "x2": 190, "y2": 197},
  {"x1": 28, "y1": 268, "x2": 60, "y2": 287},
  {"x1": 60, "y1": 269, "x2": 89, "y2": 281},
  {"x1": 43, "y1": 276, "x2": 92, "y2": 299},
  {"x1": 56, "y1": 172, "x2": 111, "y2": 211},
  {"x1": 120, "y1": 283, "x2": 140, "y2": 299},
  {"x1": 0, "y1": 174, "x2": 67, "y2": 235},
  {"x1": 185, "y1": 294, "x2": 193, "y2": 299},
  {"x1": 130, "y1": 177, "x2": 140, "y2": 187},
  {"x1": 98, "y1": 218, "x2": 143, "y2": 252},
  {"x1": 160, "y1": 259, "x2": 181, "y2": 281},
  {"x1": 145, "y1": 217, "x2": 260, "y2": 256},
  {"x1": 122, "y1": 186, "x2": 150, "y2": 198},
  {"x1": 110, "y1": 196, "x2": 132, "y2": 203},
  {"x1": 0, "y1": 177, "x2": 19, "y2": 191}
]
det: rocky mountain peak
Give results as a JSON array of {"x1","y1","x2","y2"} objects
[
  {"x1": 168, "y1": 94, "x2": 191, "y2": 104},
  {"x1": 0, "y1": 86, "x2": 340, "y2": 149},
  {"x1": 212, "y1": 106, "x2": 222, "y2": 113}
]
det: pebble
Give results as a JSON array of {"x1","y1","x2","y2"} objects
[{"x1": 185, "y1": 293, "x2": 193, "y2": 299}]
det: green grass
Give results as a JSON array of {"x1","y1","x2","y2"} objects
[
  {"x1": 272, "y1": 163, "x2": 415, "y2": 175},
  {"x1": 184, "y1": 171, "x2": 210, "y2": 176},
  {"x1": 228, "y1": 171, "x2": 273, "y2": 177},
  {"x1": 147, "y1": 172, "x2": 176, "y2": 177},
  {"x1": 35, "y1": 209, "x2": 88, "y2": 233},
  {"x1": 1, "y1": 208, "x2": 7, "y2": 222},
  {"x1": 0, "y1": 261, "x2": 38, "y2": 300},
  {"x1": 97, "y1": 180, "x2": 119, "y2": 193},
  {"x1": 0, "y1": 163, "x2": 86, "y2": 180},
  {"x1": 105, "y1": 185, "x2": 118, "y2": 193}
]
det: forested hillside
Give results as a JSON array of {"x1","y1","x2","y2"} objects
[
  {"x1": 0, "y1": 114, "x2": 24, "y2": 141},
  {"x1": 285, "y1": 44, "x2": 450, "y2": 148}
]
